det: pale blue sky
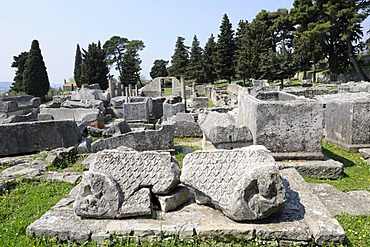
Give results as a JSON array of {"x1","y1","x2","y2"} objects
[{"x1": 1, "y1": 0, "x2": 369, "y2": 88}]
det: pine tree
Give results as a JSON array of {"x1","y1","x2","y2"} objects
[
  {"x1": 10, "y1": 51, "x2": 28, "y2": 93},
  {"x1": 188, "y1": 35, "x2": 205, "y2": 84},
  {"x1": 22, "y1": 40, "x2": 50, "y2": 98},
  {"x1": 120, "y1": 40, "x2": 145, "y2": 87},
  {"x1": 168, "y1": 36, "x2": 189, "y2": 78},
  {"x1": 74, "y1": 44, "x2": 83, "y2": 88},
  {"x1": 235, "y1": 20, "x2": 251, "y2": 85},
  {"x1": 216, "y1": 14, "x2": 236, "y2": 83},
  {"x1": 203, "y1": 34, "x2": 217, "y2": 84},
  {"x1": 80, "y1": 42, "x2": 109, "y2": 90},
  {"x1": 150, "y1": 59, "x2": 169, "y2": 79}
]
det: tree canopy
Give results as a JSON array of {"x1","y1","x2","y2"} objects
[
  {"x1": 74, "y1": 44, "x2": 83, "y2": 88},
  {"x1": 22, "y1": 40, "x2": 50, "y2": 98},
  {"x1": 188, "y1": 35, "x2": 205, "y2": 84},
  {"x1": 10, "y1": 51, "x2": 28, "y2": 93},
  {"x1": 80, "y1": 42, "x2": 109, "y2": 90},
  {"x1": 150, "y1": 59, "x2": 169, "y2": 79},
  {"x1": 168, "y1": 36, "x2": 189, "y2": 78}
]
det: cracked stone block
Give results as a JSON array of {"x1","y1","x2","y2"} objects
[
  {"x1": 89, "y1": 149, "x2": 180, "y2": 198},
  {"x1": 117, "y1": 188, "x2": 152, "y2": 218},
  {"x1": 157, "y1": 186, "x2": 190, "y2": 212},
  {"x1": 180, "y1": 145, "x2": 286, "y2": 221},
  {"x1": 73, "y1": 172, "x2": 122, "y2": 218}
]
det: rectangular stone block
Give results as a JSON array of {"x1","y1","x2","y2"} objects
[
  {"x1": 237, "y1": 91, "x2": 323, "y2": 160},
  {"x1": 0, "y1": 120, "x2": 81, "y2": 157},
  {"x1": 40, "y1": 108, "x2": 101, "y2": 123},
  {"x1": 316, "y1": 92, "x2": 370, "y2": 151}
]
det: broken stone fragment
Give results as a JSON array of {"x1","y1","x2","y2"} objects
[
  {"x1": 157, "y1": 186, "x2": 190, "y2": 212},
  {"x1": 180, "y1": 145, "x2": 286, "y2": 221},
  {"x1": 117, "y1": 188, "x2": 152, "y2": 218},
  {"x1": 73, "y1": 149, "x2": 181, "y2": 219},
  {"x1": 89, "y1": 149, "x2": 180, "y2": 197},
  {"x1": 73, "y1": 171, "x2": 122, "y2": 218}
]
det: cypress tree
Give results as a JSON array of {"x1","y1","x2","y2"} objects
[
  {"x1": 10, "y1": 51, "x2": 28, "y2": 93},
  {"x1": 74, "y1": 44, "x2": 83, "y2": 88},
  {"x1": 216, "y1": 14, "x2": 236, "y2": 83},
  {"x1": 168, "y1": 36, "x2": 189, "y2": 78},
  {"x1": 22, "y1": 40, "x2": 50, "y2": 98},
  {"x1": 80, "y1": 42, "x2": 109, "y2": 90},
  {"x1": 188, "y1": 35, "x2": 205, "y2": 84},
  {"x1": 203, "y1": 34, "x2": 217, "y2": 84}
]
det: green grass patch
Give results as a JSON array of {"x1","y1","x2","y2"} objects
[
  {"x1": 174, "y1": 137, "x2": 202, "y2": 145},
  {"x1": 208, "y1": 99, "x2": 215, "y2": 108},
  {"x1": 337, "y1": 215, "x2": 370, "y2": 246},
  {"x1": 163, "y1": 87, "x2": 172, "y2": 96},
  {"x1": 0, "y1": 179, "x2": 75, "y2": 246},
  {"x1": 305, "y1": 140, "x2": 370, "y2": 191}
]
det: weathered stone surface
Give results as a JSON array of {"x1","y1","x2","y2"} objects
[
  {"x1": 277, "y1": 159, "x2": 343, "y2": 179},
  {"x1": 316, "y1": 92, "x2": 370, "y2": 151},
  {"x1": 102, "y1": 120, "x2": 131, "y2": 137},
  {"x1": 91, "y1": 124, "x2": 174, "y2": 152},
  {"x1": 61, "y1": 100, "x2": 104, "y2": 111},
  {"x1": 70, "y1": 86, "x2": 109, "y2": 102},
  {"x1": 45, "y1": 172, "x2": 82, "y2": 184},
  {"x1": 89, "y1": 149, "x2": 180, "y2": 197},
  {"x1": 359, "y1": 148, "x2": 370, "y2": 159},
  {"x1": 37, "y1": 113, "x2": 54, "y2": 121},
  {"x1": 163, "y1": 98, "x2": 185, "y2": 121},
  {"x1": 117, "y1": 188, "x2": 152, "y2": 218},
  {"x1": 0, "y1": 120, "x2": 81, "y2": 157},
  {"x1": 73, "y1": 171, "x2": 122, "y2": 218},
  {"x1": 0, "y1": 160, "x2": 47, "y2": 179},
  {"x1": 157, "y1": 186, "x2": 190, "y2": 212},
  {"x1": 310, "y1": 183, "x2": 370, "y2": 216},
  {"x1": 40, "y1": 108, "x2": 102, "y2": 123},
  {"x1": 77, "y1": 138, "x2": 92, "y2": 154},
  {"x1": 28, "y1": 167, "x2": 346, "y2": 245},
  {"x1": 167, "y1": 113, "x2": 202, "y2": 138},
  {"x1": 0, "y1": 96, "x2": 41, "y2": 123},
  {"x1": 281, "y1": 169, "x2": 345, "y2": 245},
  {"x1": 26, "y1": 209, "x2": 92, "y2": 242},
  {"x1": 87, "y1": 126, "x2": 104, "y2": 137},
  {"x1": 199, "y1": 111, "x2": 253, "y2": 149},
  {"x1": 181, "y1": 146, "x2": 286, "y2": 221},
  {"x1": 118, "y1": 97, "x2": 152, "y2": 123},
  {"x1": 190, "y1": 96, "x2": 208, "y2": 108},
  {"x1": 45, "y1": 146, "x2": 76, "y2": 168},
  {"x1": 237, "y1": 91, "x2": 323, "y2": 160}
]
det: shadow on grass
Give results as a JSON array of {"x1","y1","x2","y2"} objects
[{"x1": 322, "y1": 146, "x2": 355, "y2": 168}]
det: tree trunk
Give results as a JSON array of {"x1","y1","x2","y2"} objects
[
  {"x1": 280, "y1": 78, "x2": 284, "y2": 89},
  {"x1": 313, "y1": 64, "x2": 317, "y2": 84},
  {"x1": 303, "y1": 70, "x2": 307, "y2": 80},
  {"x1": 347, "y1": 41, "x2": 370, "y2": 81}
]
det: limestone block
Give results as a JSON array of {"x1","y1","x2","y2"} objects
[
  {"x1": 45, "y1": 172, "x2": 82, "y2": 184},
  {"x1": 117, "y1": 188, "x2": 152, "y2": 218},
  {"x1": 110, "y1": 96, "x2": 126, "y2": 107},
  {"x1": 157, "y1": 186, "x2": 190, "y2": 212},
  {"x1": 277, "y1": 159, "x2": 343, "y2": 179},
  {"x1": 89, "y1": 149, "x2": 180, "y2": 197},
  {"x1": 359, "y1": 148, "x2": 370, "y2": 159},
  {"x1": 73, "y1": 172, "x2": 122, "y2": 218},
  {"x1": 102, "y1": 120, "x2": 131, "y2": 137},
  {"x1": 40, "y1": 108, "x2": 101, "y2": 123},
  {"x1": 77, "y1": 138, "x2": 92, "y2": 154},
  {"x1": 180, "y1": 145, "x2": 286, "y2": 221},
  {"x1": 0, "y1": 120, "x2": 81, "y2": 157},
  {"x1": 198, "y1": 111, "x2": 253, "y2": 149}
]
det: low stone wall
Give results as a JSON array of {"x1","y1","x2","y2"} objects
[
  {"x1": 0, "y1": 96, "x2": 41, "y2": 123},
  {"x1": 163, "y1": 98, "x2": 185, "y2": 121},
  {"x1": 0, "y1": 120, "x2": 81, "y2": 157},
  {"x1": 284, "y1": 87, "x2": 338, "y2": 99},
  {"x1": 40, "y1": 108, "x2": 102, "y2": 123}
]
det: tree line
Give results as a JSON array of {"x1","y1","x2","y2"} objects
[
  {"x1": 10, "y1": 0, "x2": 370, "y2": 97},
  {"x1": 158, "y1": 0, "x2": 370, "y2": 87}
]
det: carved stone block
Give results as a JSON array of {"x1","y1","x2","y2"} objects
[{"x1": 180, "y1": 145, "x2": 286, "y2": 221}]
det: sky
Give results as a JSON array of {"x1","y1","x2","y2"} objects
[{"x1": 1, "y1": 0, "x2": 370, "y2": 88}]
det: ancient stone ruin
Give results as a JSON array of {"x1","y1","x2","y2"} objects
[{"x1": 4, "y1": 77, "x2": 369, "y2": 246}]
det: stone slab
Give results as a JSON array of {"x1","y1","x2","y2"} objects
[
  {"x1": 310, "y1": 183, "x2": 370, "y2": 216},
  {"x1": 45, "y1": 172, "x2": 82, "y2": 184},
  {"x1": 281, "y1": 169, "x2": 345, "y2": 245},
  {"x1": 277, "y1": 159, "x2": 343, "y2": 179},
  {"x1": 40, "y1": 108, "x2": 101, "y2": 123}
]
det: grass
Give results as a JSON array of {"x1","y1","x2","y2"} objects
[
  {"x1": 0, "y1": 179, "x2": 74, "y2": 246},
  {"x1": 163, "y1": 87, "x2": 172, "y2": 96},
  {"x1": 173, "y1": 137, "x2": 202, "y2": 168},
  {"x1": 305, "y1": 139, "x2": 370, "y2": 191}
]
